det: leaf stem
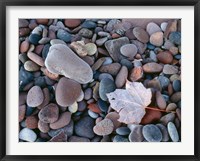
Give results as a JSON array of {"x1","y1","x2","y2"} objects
[{"x1": 145, "y1": 106, "x2": 176, "y2": 113}]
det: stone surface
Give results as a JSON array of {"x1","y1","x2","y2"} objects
[
  {"x1": 146, "y1": 22, "x2": 161, "y2": 35},
  {"x1": 167, "y1": 122, "x2": 179, "y2": 142},
  {"x1": 160, "y1": 113, "x2": 175, "y2": 125},
  {"x1": 69, "y1": 136, "x2": 90, "y2": 142},
  {"x1": 105, "y1": 112, "x2": 121, "y2": 130},
  {"x1": 143, "y1": 62, "x2": 163, "y2": 73},
  {"x1": 50, "y1": 112, "x2": 71, "y2": 129},
  {"x1": 99, "y1": 63, "x2": 121, "y2": 76},
  {"x1": 142, "y1": 124, "x2": 162, "y2": 142},
  {"x1": 115, "y1": 66, "x2": 128, "y2": 88},
  {"x1": 157, "y1": 51, "x2": 173, "y2": 64},
  {"x1": 120, "y1": 44, "x2": 138, "y2": 59},
  {"x1": 19, "y1": 128, "x2": 37, "y2": 142},
  {"x1": 38, "y1": 120, "x2": 50, "y2": 133},
  {"x1": 24, "y1": 60, "x2": 40, "y2": 72},
  {"x1": 25, "y1": 116, "x2": 38, "y2": 129},
  {"x1": 57, "y1": 29, "x2": 72, "y2": 43},
  {"x1": 128, "y1": 125, "x2": 144, "y2": 142},
  {"x1": 129, "y1": 66, "x2": 143, "y2": 82},
  {"x1": 64, "y1": 19, "x2": 81, "y2": 28},
  {"x1": 116, "y1": 127, "x2": 130, "y2": 135},
  {"x1": 19, "y1": 105, "x2": 26, "y2": 122},
  {"x1": 169, "y1": 32, "x2": 181, "y2": 45},
  {"x1": 150, "y1": 32, "x2": 163, "y2": 46},
  {"x1": 156, "y1": 91, "x2": 167, "y2": 110},
  {"x1": 49, "y1": 131, "x2": 68, "y2": 142},
  {"x1": 133, "y1": 27, "x2": 149, "y2": 43},
  {"x1": 163, "y1": 65, "x2": 178, "y2": 75},
  {"x1": 156, "y1": 123, "x2": 169, "y2": 142}
]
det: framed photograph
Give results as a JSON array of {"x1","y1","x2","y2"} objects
[{"x1": 0, "y1": 0, "x2": 200, "y2": 160}]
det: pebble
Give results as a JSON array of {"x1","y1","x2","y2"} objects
[
  {"x1": 36, "y1": 19, "x2": 49, "y2": 25},
  {"x1": 82, "y1": 56, "x2": 95, "y2": 66},
  {"x1": 167, "y1": 122, "x2": 179, "y2": 142},
  {"x1": 50, "y1": 112, "x2": 71, "y2": 129},
  {"x1": 26, "y1": 86, "x2": 44, "y2": 107},
  {"x1": 105, "y1": 37, "x2": 129, "y2": 62},
  {"x1": 141, "y1": 109, "x2": 162, "y2": 124},
  {"x1": 170, "y1": 92, "x2": 181, "y2": 103},
  {"x1": 38, "y1": 120, "x2": 50, "y2": 133},
  {"x1": 88, "y1": 103, "x2": 101, "y2": 113},
  {"x1": 129, "y1": 66, "x2": 143, "y2": 82},
  {"x1": 142, "y1": 124, "x2": 162, "y2": 142},
  {"x1": 19, "y1": 53, "x2": 28, "y2": 64},
  {"x1": 99, "y1": 78, "x2": 116, "y2": 101},
  {"x1": 166, "y1": 103, "x2": 177, "y2": 112},
  {"x1": 158, "y1": 75, "x2": 170, "y2": 89},
  {"x1": 128, "y1": 125, "x2": 144, "y2": 142},
  {"x1": 41, "y1": 44, "x2": 50, "y2": 59},
  {"x1": 120, "y1": 44, "x2": 138, "y2": 59},
  {"x1": 25, "y1": 116, "x2": 38, "y2": 129},
  {"x1": 57, "y1": 29, "x2": 72, "y2": 43},
  {"x1": 105, "y1": 112, "x2": 121, "y2": 130},
  {"x1": 96, "y1": 37, "x2": 108, "y2": 46},
  {"x1": 49, "y1": 131, "x2": 68, "y2": 142},
  {"x1": 88, "y1": 110, "x2": 99, "y2": 119},
  {"x1": 156, "y1": 123, "x2": 169, "y2": 142},
  {"x1": 146, "y1": 22, "x2": 161, "y2": 35},
  {"x1": 37, "y1": 88, "x2": 50, "y2": 109},
  {"x1": 19, "y1": 19, "x2": 29, "y2": 28},
  {"x1": 81, "y1": 20, "x2": 97, "y2": 29},
  {"x1": 64, "y1": 19, "x2": 81, "y2": 28},
  {"x1": 27, "y1": 51, "x2": 44, "y2": 66},
  {"x1": 161, "y1": 22, "x2": 168, "y2": 32},
  {"x1": 102, "y1": 57, "x2": 113, "y2": 65},
  {"x1": 56, "y1": 77, "x2": 81, "y2": 107},
  {"x1": 91, "y1": 57, "x2": 106, "y2": 71},
  {"x1": 69, "y1": 136, "x2": 90, "y2": 142},
  {"x1": 19, "y1": 28, "x2": 31, "y2": 37},
  {"x1": 157, "y1": 51, "x2": 173, "y2": 64},
  {"x1": 172, "y1": 80, "x2": 181, "y2": 92},
  {"x1": 75, "y1": 116, "x2": 95, "y2": 139},
  {"x1": 29, "y1": 33, "x2": 42, "y2": 45},
  {"x1": 160, "y1": 113, "x2": 175, "y2": 125},
  {"x1": 78, "y1": 28, "x2": 93, "y2": 38},
  {"x1": 70, "y1": 41, "x2": 88, "y2": 57},
  {"x1": 68, "y1": 102, "x2": 78, "y2": 113},
  {"x1": 99, "y1": 63, "x2": 121, "y2": 76},
  {"x1": 163, "y1": 65, "x2": 178, "y2": 75},
  {"x1": 149, "y1": 50, "x2": 157, "y2": 62},
  {"x1": 156, "y1": 91, "x2": 166, "y2": 109},
  {"x1": 93, "y1": 118, "x2": 114, "y2": 136},
  {"x1": 24, "y1": 60, "x2": 40, "y2": 72},
  {"x1": 169, "y1": 32, "x2": 181, "y2": 45},
  {"x1": 45, "y1": 44, "x2": 93, "y2": 84},
  {"x1": 99, "y1": 73, "x2": 114, "y2": 81},
  {"x1": 116, "y1": 127, "x2": 130, "y2": 135},
  {"x1": 85, "y1": 43, "x2": 97, "y2": 56},
  {"x1": 84, "y1": 88, "x2": 93, "y2": 100},
  {"x1": 20, "y1": 40, "x2": 30, "y2": 53},
  {"x1": 150, "y1": 32, "x2": 163, "y2": 46},
  {"x1": 143, "y1": 62, "x2": 163, "y2": 73},
  {"x1": 97, "y1": 99, "x2": 109, "y2": 113},
  {"x1": 115, "y1": 66, "x2": 128, "y2": 88},
  {"x1": 38, "y1": 103, "x2": 59, "y2": 123},
  {"x1": 131, "y1": 40, "x2": 147, "y2": 54},
  {"x1": 19, "y1": 128, "x2": 37, "y2": 142},
  {"x1": 19, "y1": 105, "x2": 26, "y2": 122},
  {"x1": 113, "y1": 135, "x2": 129, "y2": 142},
  {"x1": 164, "y1": 20, "x2": 177, "y2": 38},
  {"x1": 35, "y1": 44, "x2": 44, "y2": 55},
  {"x1": 133, "y1": 27, "x2": 149, "y2": 43},
  {"x1": 50, "y1": 39, "x2": 66, "y2": 46},
  {"x1": 120, "y1": 59, "x2": 133, "y2": 69}
]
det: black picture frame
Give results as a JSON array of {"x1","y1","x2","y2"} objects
[{"x1": 0, "y1": 0, "x2": 200, "y2": 160}]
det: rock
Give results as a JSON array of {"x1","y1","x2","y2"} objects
[
  {"x1": 149, "y1": 50, "x2": 157, "y2": 62},
  {"x1": 19, "y1": 19, "x2": 29, "y2": 28},
  {"x1": 19, "y1": 28, "x2": 31, "y2": 37},
  {"x1": 143, "y1": 62, "x2": 163, "y2": 73},
  {"x1": 64, "y1": 19, "x2": 81, "y2": 28},
  {"x1": 45, "y1": 44, "x2": 93, "y2": 84},
  {"x1": 75, "y1": 116, "x2": 95, "y2": 139},
  {"x1": 78, "y1": 28, "x2": 93, "y2": 38},
  {"x1": 105, "y1": 112, "x2": 121, "y2": 130},
  {"x1": 82, "y1": 56, "x2": 95, "y2": 66},
  {"x1": 163, "y1": 65, "x2": 178, "y2": 75},
  {"x1": 84, "y1": 88, "x2": 92, "y2": 100},
  {"x1": 88, "y1": 110, "x2": 99, "y2": 119},
  {"x1": 93, "y1": 118, "x2": 114, "y2": 136},
  {"x1": 106, "y1": 19, "x2": 120, "y2": 32},
  {"x1": 158, "y1": 75, "x2": 170, "y2": 89},
  {"x1": 146, "y1": 22, "x2": 161, "y2": 35},
  {"x1": 156, "y1": 91, "x2": 166, "y2": 109},
  {"x1": 81, "y1": 20, "x2": 97, "y2": 29},
  {"x1": 27, "y1": 51, "x2": 44, "y2": 67},
  {"x1": 142, "y1": 124, "x2": 162, "y2": 142},
  {"x1": 131, "y1": 40, "x2": 147, "y2": 54},
  {"x1": 156, "y1": 123, "x2": 169, "y2": 142},
  {"x1": 99, "y1": 78, "x2": 116, "y2": 101},
  {"x1": 70, "y1": 41, "x2": 88, "y2": 57},
  {"x1": 113, "y1": 135, "x2": 129, "y2": 142},
  {"x1": 49, "y1": 131, "x2": 68, "y2": 142},
  {"x1": 132, "y1": 27, "x2": 149, "y2": 43},
  {"x1": 29, "y1": 34, "x2": 42, "y2": 45},
  {"x1": 102, "y1": 57, "x2": 113, "y2": 65},
  {"x1": 36, "y1": 19, "x2": 49, "y2": 25},
  {"x1": 129, "y1": 66, "x2": 143, "y2": 82},
  {"x1": 57, "y1": 29, "x2": 72, "y2": 43},
  {"x1": 141, "y1": 109, "x2": 162, "y2": 124},
  {"x1": 97, "y1": 99, "x2": 109, "y2": 113},
  {"x1": 50, "y1": 112, "x2": 71, "y2": 129},
  {"x1": 19, "y1": 128, "x2": 37, "y2": 142},
  {"x1": 172, "y1": 80, "x2": 181, "y2": 92},
  {"x1": 68, "y1": 102, "x2": 78, "y2": 113},
  {"x1": 24, "y1": 60, "x2": 40, "y2": 72},
  {"x1": 161, "y1": 22, "x2": 168, "y2": 32},
  {"x1": 167, "y1": 122, "x2": 179, "y2": 142},
  {"x1": 116, "y1": 127, "x2": 130, "y2": 135},
  {"x1": 115, "y1": 66, "x2": 128, "y2": 88},
  {"x1": 69, "y1": 136, "x2": 90, "y2": 142},
  {"x1": 96, "y1": 37, "x2": 108, "y2": 46},
  {"x1": 88, "y1": 103, "x2": 101, "y2": 113},
  {"x1": 26, "y1": 86, "x2": 44, "y2": 107},
  {"x1": 78, "y1": 101, "x2": 87, "y2": 112},
  {"x1": 19, "y1": 105, "x2": 26, "y2": 122},
  {"x1": 147, "y1": 78, "x2": 162, "y2": 91},
  {"x1": 41, "y1": 44, "x2": 50, "y2": 59},
  {"x1": 85, "y1": 43, "x2": 97, "y2": 56},
  {"x1": 56, "y1": 77, "x2": 81, "y2": 107},
  {"x1": 128, "y1": 125, "x2": 144, "y2": 142},
  {"x1": 169, "y1": 32, "x2": 181, "y2": 45},
  {"x1": 38, "y1": 88, "x2": 50, "y2": 109},
  {"x1": 164, "y1": 20, "x2": 177, "y2": 38},
  {"x1": 50, "y1": 39, "x2": 66, "y2": 46},
  {"x1": 105, "y1": 37, "x2": 129, "y2": 62},
  {"x1": 160, "y1": 113, "x2": 175, "y2": 125},
  {"x1": 120, "y1": 44, "x2": 138, "y2": 59},
  {"x1": 38, "y1": 120, "x2": 50, "y2": 133},
  {"x1": 20, "y1": 40, "x2": 29, "y2": 53},
  {"x1": 25, "y1": 116, "x2": 38, "y2": 129},
  {"x1": 99, "y1": 73, "x2": 114, "y2": 81},
  {"x1": 120, "y1": 59, "x2": 133, "y2": 69},
  {"x1": 166, "y1": 103, "x2": 177, "y2": 112},
  {"x1": 38, "y1": 103, "x2": 59, "y2": 123},
  {"x1": 92, "y1": 57, "x2": 106, "y2": 71},
  {"x1": 150, "y1": 32, "x2": 163, "y2": 46},
  {"x1": 19, "y1": 53, "x2": 28, "y2": 64},
  {"x1": 170, "y1": 92, "x2": 181, "y2": 103},
  {"x1": 157, "y1": 51, "x2": 173, "y2": 64},
  {"x1": 99, "y1": 63, "x2": 121, "y2": 76}
]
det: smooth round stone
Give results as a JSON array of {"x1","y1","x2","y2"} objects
[
  {"x1": 19, "y1": 105, "x2": 26, "y2": 122},
  {"x1": 76, "y1": 90, "x2": 84, "y2": 102},
  {"x1": 150, "y1": 32, "x2": 163, "y2": 46},
  {"x1": 38, "y1": 120, "x2": 50, "y2": 133},
  {"x1": 93, "y1": 118, "x2": 114, "y2": 136},
  {"x1": 36, "y1": 19, "x2": 49, "y2": 25},
  {"x1": 84, "y1": 88, "x2": 92, "y2": 100},
  {"x1": 49, "y1": 131, "x2": 68, "y2": 142},
  {"x1": 25, "y1": 106, "x2": 34, "y2": 116},
  {"x1": 116, "y1": 127, "x2": 130, "y2": 135},
  {"x1": 81, "y1": 20, "x2": 97, "y2": 29},
  {"x1": 64, "y1": 19, "x2": 81, "y2": 28},
  {"x1": 88, "y1": 110, "x2": 99, "y2": 119},
  {"x1": 75, "y1": 116, "x2": 95, "y2": 139},
  {"x1": 78, "y1": 28, "x2": 93, "y2": 38},
  {"x1": 42, "y1": 44, "x2": 50, "y2": 59},
  {"x1": 173, "y1": 80, "x2": 181, "y2": 92},
  {"x1": 88, "y1": 103, "x2": 101, "y2": 113},
  {"x1": 26, "y1": 86, "x2": 44, "y2": 107},
  {"x1": 68, "y1": 101, "x2": 78, "y2": 113},
  {"x1": 99, "y1": 78, "x2": 116, "y2": 101},
  {"x1": 19, "y1": 28, "x2": 31, "y2": 37},
  {"x1": 115, "y1": 66, "x2": 128, "y2": 88},
  {"x1": 120, "y1": 59, "x2": 133, "y2": 69},
  {"x1": 133, "y1": 27, "x2": 149, "y2": 43},
  {"x1": 113, "y1": 135, "x2": 129, "y2": 142},
  {"x1": 50, "y1": 112, "x2": 71, "y2": 129},
  {"x1": 156, "y1": 123, "x2": 169, "y2": 142},
  {"x1": 167, "y1": 122, "x2": 179, "y2": 142},
  {"x1": 169, "y1": 32, "x2": 181, "y2": 45},
  {"x1": 98, "y1": 73, "x2": 114, "y2": 81},
  {"x1": 161, "y1": 22, "x2": 168, "y2": 32},
  {"x1": 69, "y1": 136, "x2": 90, "y2": 142},
  {"x1": 146, "y1": 22, "x2": 161, "y2": 35},
  {"x1": 97, "y1": 99, "x2": 109, "y2": 113},
  {"x1": 149, "y1": 50, "x2": 157, "y2": 62},
  {"x1": 120, "y1": 44, "x2": 138, "y2": 59},
  {"x1": 24, "y1": 60, "x2": 40, "y2": 72},
  {"x1": 50, "y1": 39, "x2": 66, "y2": 46},
  {"x1": 102, "y1": 57, "x2": 113, "y2": 65},
  {"x1": 142, "y1": 124, "x2": 162, "y2": 142},
  {"x1": 170, "y1": 92, "x2": 181, "y2": 103},
  {"x1": 99, "y1": 63, "x2": 121, "y2": 76},
  {"x1": 160, "y1": 113, "x2": 175, "y2": 125},
  {"x1": 106, "y1": 112, "x2": 121, "y2": 130},
  {"x1": 128, "y1": 124, "x2": 144, "y2": 142},
  {"x1": 143, "y1": 62, "x2": 163, "y2": 73},
  {"x1": 156, "y1": 91, "x2": 166, "y2": 110},
  {"x1": 157, "y1": 51, "x2": 173, "y2": 64},
  {"x1": 57, "y1": 29, "x2": 72, "y2": 43},
  {"x1": 20, "y1": 40, "x2": 29, "y2": 53},
  {"x1": 164, "y1": 40, "x2": 175, "y2": 50},
  {"x1": 38, "y1": 103, "x2": 59, "y2": 123},
  {"x1": 19, "y1": 19, "x2": 29, "y2": 28},
  {"x1": 56, "y1": 77, "x2": 81, "y2": 107},
  {"x1": 166, "y1": 103, "x2": 177, "y2": 112},
  {"x1": 27, "y1": 51, "x2": 44, "y2": 67},
  {"x1": 19, "y1": 128, "x2": 37, "y2": 142},
  {"x1": 19, "y1": 53, "x2": 28, "y2": 64},
  {"x1": 163, "y1": 65, "x2": 178, "y2": 75},
  {"x1": 25, "y1": 116, "x2": 38, "y2": 129},
  {"x1": 45, "y1": 44, "x2": 93, "y2": 84},
  {"x1": 129, "y1": 66, "x2": 143, "y2": 82},
  {"x1": 29, "y1": 34, "x2": 42, "y2": 45},
  {"x1": 84, "y1": 43, "x2": 97, "y2": 56},
  {"x1": 96, "y1": 37, "x2": 108, "y2": 46},
  {"x1": 158, "y1": 75, "x2": 170, "y2": 89}
]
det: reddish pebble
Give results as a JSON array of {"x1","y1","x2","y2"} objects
[
  {"x1": 64, "y1": 19, "x2": 81, "y2": 28},
  {"x1": 36, "y1": 19, "x2": 49, "y2": 25},
  {"x1": 157, "y1": 51, "x2": 173, "y2": 64},
  {"x1": 38, "y1": 120, "x2": 50, "y2": 133},
  {"x1": 34, "y1": 45, "x2": 44, "y2": 55},
  {"x1": 143, "y1": 62, "x2": 163, "y2": 73},
  {"x1": 105, "y1": 112, "x2": 121, "y2": 130},
  {"x1": 19, "y1": 28, "x2": 31, "y2": 37},
  {"x1": 156, "y1": 91, "x2": 166, "y2": 110},
  {"x1": 25, "y1": 116, "x2": 38, "y2": 129},
  {"x1": 19, "y1": 105, "x2": 26, "y2": 122},
  {"x1": 27, "y1": 51, "x2": 44, "y2": 66},
  {"x1": 129, "y1": 66, "x2": 143, "y2": 81},
  {"x1": 20, "y1": 40, "x2": 30, "y2": 53},
  {"x1": 50, "y1": 112, "x2": 71, "y2": 129},
  {"x1": 88, "y1": 104, "x2": 101, "y2": 113}
]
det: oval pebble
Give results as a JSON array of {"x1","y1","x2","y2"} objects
[
  {"x1": 57, "y1": 29, "x2": 72, "y2": 43},
  {"x1": 19, "y1": 128, "x2": 37, "y2": 142},
  {"x1": 142, "y1": 124, "x2": 162, "y2": 142},
  {"x1": 172, "y1": 80, "x2": 181, "y2": 92},
  {"x1": 157, "y1": 51, "x2": 173, "y2": 64},
  {"x1": 38, "y1": 120, "x2": 50, "y2": 133},
  {"x1": 167, "y1": 122, "x2": 179, "y2": 142},
  {"x1": 128, "y1": 125, "x2": 144, "y2": 142},
  {"x1": 88, "y1": 110, "x2": 99, "y2": 119},
  {"x1": 68, "y1": 101, "x2": 78, "y2": 113},
  {"x1": 143, "y1": 62, "x2": 163, "y2": 73},
  {"x1": 156, "y1": 123, "x2": 169, "y2": 142},
  {"x1": 24, "y1": 60, "x2": 40, "y2": 72},
  {"x1": 120, "y1": 44, "x2": 138, "y2": 59},
  {"x1": 133, "y1": 27, "x2": 149, "y2": 43},
  {"x1": 116, "y1": 127, "x2": 130, "y2": 135},
  {"x1": 146, "y1": 22, "x2": 161, "y2": 35},
  {"x1": 97, "y1": 99, "x2": 108, "y2": 113},
  {"x1": 29, "y1": 34, "x2": 42, "y2": 45},
  {"x1": 113, "y1": 135, "x2": 129, "y2": 142},
  {"x1": 150, "y1": 32, "x2": 163, "y2": 46},
  {"x1": 115, "y1": 66, "x2": 128, "y2": 88},
  {"x1": 84, "y1": 43, "x2": 97, "y2": 56}
]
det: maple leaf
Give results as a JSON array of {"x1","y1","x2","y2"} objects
[{"x1": 106, "y1": 81, "x2": 152, "y2": 124}]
